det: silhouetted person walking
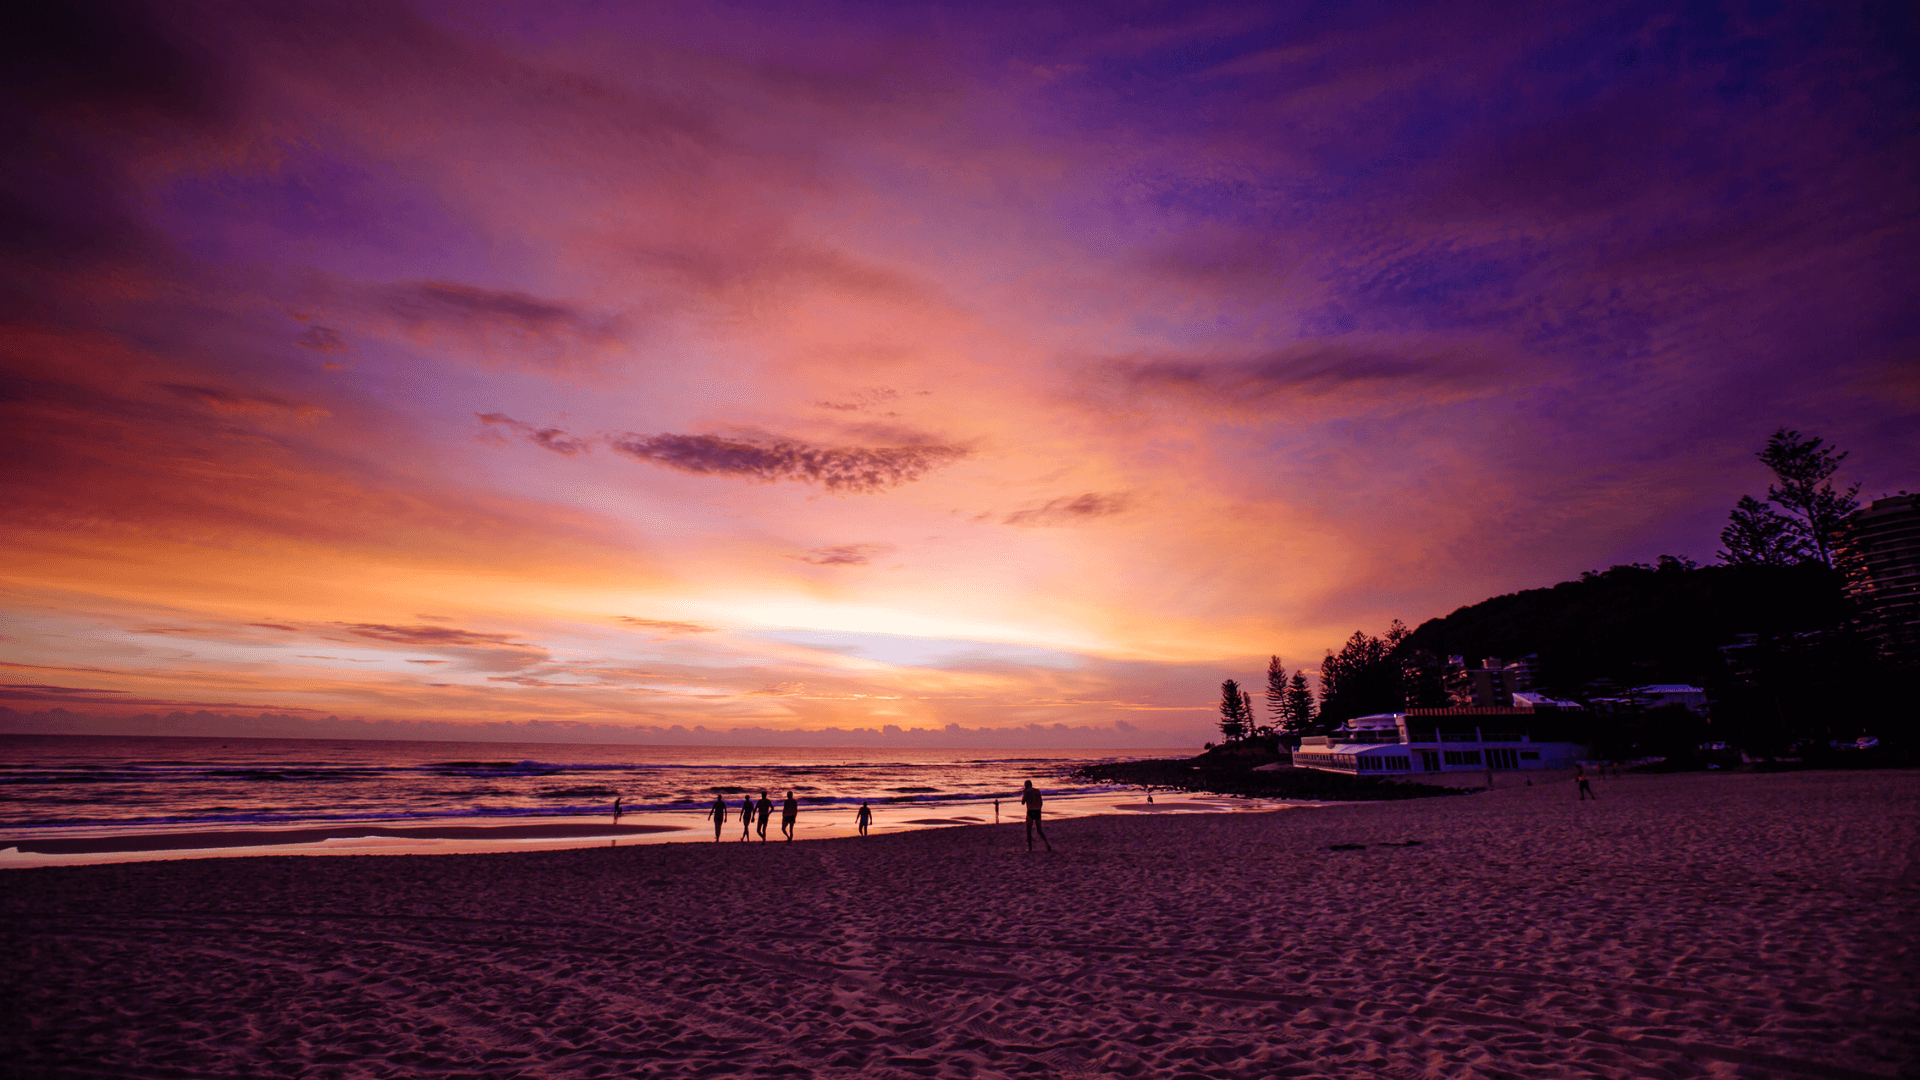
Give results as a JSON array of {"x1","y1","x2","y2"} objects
[
  {"x1": 856, "y1": 801, "x2": 872, "y2": 837},
  {"x1": 1576, "y1": 765, "x2": 1596, "y2": 801},
  {"x1": 781, "y1": 791, "x2": 798, "y2": 841},
  {"x1": 739, "y1": 795, "x2": 754, "y2": 840},
  {"x1": 756, "y1": 791, "x2": 772, "y2": 840},
  {"x1": 1020, "y1": 780, "x2": 1051, "y2": 852},
  {"x1": 612, "y1": 796, "x2": 622, "y2": 824},
  {"x1": 709, "y1": 794, "x2": 727, "y2": 840}
]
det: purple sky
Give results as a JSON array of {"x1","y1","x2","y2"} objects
[{"x1": 2, "y1": 1, "x2": 1915, "y2": 744}]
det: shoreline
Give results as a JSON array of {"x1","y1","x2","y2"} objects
[{"x1": 0, "y1": 788, "x2": 1324, "y2": 868}]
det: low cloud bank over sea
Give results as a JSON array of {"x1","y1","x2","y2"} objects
[{"x1": 0, "y1": 706, "x2": 1191, "y2": 748}]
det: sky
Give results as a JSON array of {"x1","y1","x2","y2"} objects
[{"x1": 2, "y1": 0, "x2": 1916, "y2": 746}]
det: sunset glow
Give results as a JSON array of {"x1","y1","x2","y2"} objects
[{"x1": 4, "y1": 1, "x2": 1915, "y2": 744}]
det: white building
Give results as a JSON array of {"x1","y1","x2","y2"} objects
[{"x1": 1292, "y1": 711, "x2": 1586, "y2": 777}]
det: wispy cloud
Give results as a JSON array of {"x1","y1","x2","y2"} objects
[
  {"x1": 293, "y1": 326, "x2": 348, "y2": 354},
  {"x1": 476, "y1": 413, "x2": 593, "y2": 456},
  {"x1": 813, "y1": 387, "x2": 901, "y2": 412},
  {"x1": 614, "y1": 616, "x2": 716, "y2": 636},
  {"x1": 161, "y1": 383, "x2": 329, "y2": 422},
  {"x1": 1002, "y1": 493, "x2": 1131, "y2": 527},
  {"x1": 331, "y1": 623, "x2": 548, "y2": 672},
  {"x1": 795, "y1": 543, "x2": 893, "y2": 566},
  {"x1": 1104, "y1": 345, "x2": 1504, "y2": 411},
  {"x1": 336, "y1": 623, "x2": 524, "y2": 647},
  {"x1": 340, "y1": 280, "x2": 628, "y2": 369}
]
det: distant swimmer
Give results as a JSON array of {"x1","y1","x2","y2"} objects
[
  {"x1": 781, "y1": 790, "x2": 798, "y2": 841},
  {"x1": 709, "y1": 794, "x2": 728, "y2": 841},
  {"x1": 739, "y1": 795, "x2": 754, "y2": 840},
  {"x1": 856, "y1": 801, "x2": 872, "y2": 837},
  {"x1": 1576, "y1": 765, "x2": 1597, "y2": 801},
  {"x1": 1019, "y1": 780, "x2": 1052, "y2": 852},
  {"x1": 756, "y1": 791, "x2": 773, "y2": 841}
]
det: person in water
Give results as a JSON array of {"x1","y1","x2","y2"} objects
[
  {"x1": 781, "y1": 790, "x2": 798, "y2": 841},
  {"x1": 1019, "y1": 780, "x2": 1052, "y2": 852},
  {"x1": 708, "y1": 793, "x2": 727, "y2": 841},
  {"x1": 612, "y1": 796, "x2": 622, "y2": 824},
  {"x1": 855, "y1": 801, "x2": 873, "y2": 837},
  {"x1": 739, "y1": 794, "x2": 754, "y2": 840},
  {"x1": 756, "y1": 791, "x2": 773, "y2": 840}
]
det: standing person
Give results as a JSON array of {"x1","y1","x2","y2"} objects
[
  {"x1": 855, "y1": 801, "x2": 872, "y2": 837},
  {"x1": 708, "y1": 794, "x2": 727, "y2": 841},
  {"x1": 993, "y1": 799, "x2": 999, "y2": 824},
  {"x1": 739, "y1": 794, "x2": 754, "y2": 840},
  {"x1": 756, "y1": 790, "x2": 773, "y2": 841},
  {"x1": 612, "y1": 796, "x2": 622, "y2": 824},
  {"x1": 1576, "y1": 765, "x2": 1597, "y2": 801},
  {"x1": 1019, "y1": 780, "x2": 1052, "y2": 852},
  {"x1": 781, "y1": 790, "x2": 798, "y2": 841}
]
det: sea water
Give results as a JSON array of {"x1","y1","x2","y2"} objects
[{"x1": 0, "y1": 734, "x2": 1276, "y2": 865}]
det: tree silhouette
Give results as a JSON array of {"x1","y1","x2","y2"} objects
[
  {"x1": 1218, "y1": 678, "x2": 1251, "y2": 741},
  {"x1": 1718, "y1": 495, "x2": 1808, "y2": 566},
  {"x1": 1756, "y1": 428, "x2": 1859, "y2": 566},
  {"x1": 1283, "y1": 670, "x2": 1316, "y2": 733},
  {"x1": 1244, "y1": 689, "x2": 1269, "y2": 737},
  {"x1": 1318, "y1": 620, "x2": 1411, "y2": 726},
  {"x1": 1264, "y1": 655, "x2": 1288, "y2": 729}
]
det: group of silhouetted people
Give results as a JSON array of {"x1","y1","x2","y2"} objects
[
  {"x1": 688, "y1": 779, "x2": 1051, "y2": 850},
  {"x1": 708, "y1": 790, "x2": 802, "y2": 841}
]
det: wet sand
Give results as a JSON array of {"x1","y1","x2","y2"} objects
[
  {"x1": 2, "y1": 821, "x2": 686, "y2": 856},
  {"x1": 3, "y1": 769, "x2": 1915, "y2": 1078}
]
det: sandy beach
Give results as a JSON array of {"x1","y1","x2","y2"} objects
[{"x1": 3, "y1": 769, "x2": 1915, "y2": 1079}]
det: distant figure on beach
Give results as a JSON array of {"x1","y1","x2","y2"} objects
[
  {"x1": 740, "y1": 795, "x2": 754, "y2": 840},
  {"x1": 756, "y1": 791, "x2": 772, "y2": 840},
  {"x1": 1576, "y1": 765, "x2": 1597, "y2": 801},
  {"x1": 612, "y1": 796, "x2": 622, "y2": 824},
  {"x1": 856, "y1": 801, "x2": 872, "y2": 837},
  {"x1": 709, "y1": 794, "x2": 727, "y2": 840},
  {"x1": 994, "y1": 799, "x2": 999, "y2": 823},
  {"x1": 781, "y1": 791, "x2": 798, "y2": 840},
  {"x1": 1020, "y1": 780, "x2": 1052, "y2": 852}
]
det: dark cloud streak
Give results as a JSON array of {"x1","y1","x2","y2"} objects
[
  {"x1": 477, "y1": 413, "x2": 592, "y2": 456},
  {"x1": 1002, "y1": 493, "x2": 1131, "y2": 527},
  {"x1": 608, "y1": 432, "x2": 966, "y2": 492},
  {"x1": 480, "y1": 414, "x2": 964, "y2": 490},
  {"x1": 1109, "y1": 345, "x2": 1503, "y2": 407},
  {"x1": 336, "y1": 623, "x2": 523, "y2": 647}
]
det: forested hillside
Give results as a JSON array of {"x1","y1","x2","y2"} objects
[{"x1": 1403, "y1": 558, "x2": 1849, "y2": 696}]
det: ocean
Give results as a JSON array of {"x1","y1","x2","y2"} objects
[{"x1": 0, "y1": 735, "x2": 1282, "y2": 866}]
